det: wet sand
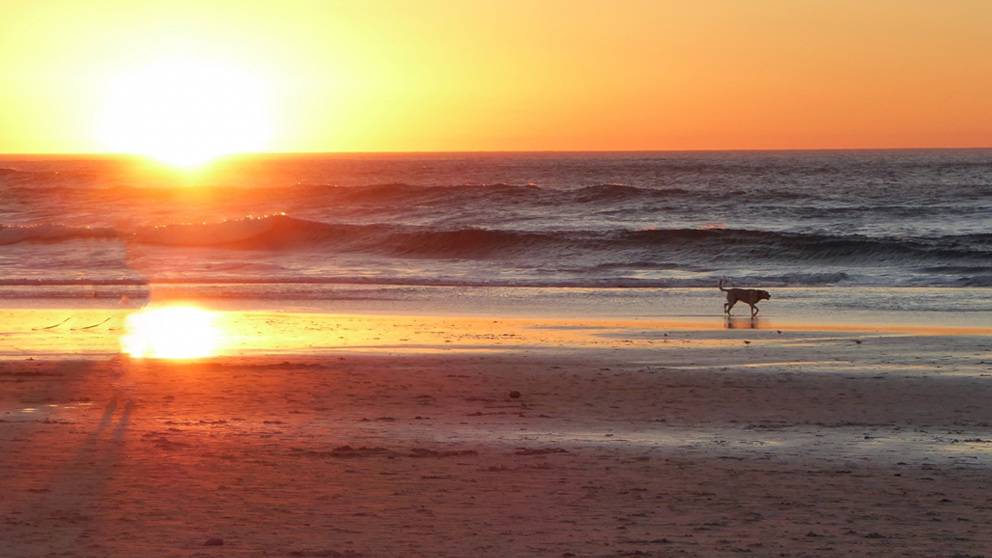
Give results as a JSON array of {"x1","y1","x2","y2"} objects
[{"x1": 2, "y1": 318, "x2": 992, "y2": 557}]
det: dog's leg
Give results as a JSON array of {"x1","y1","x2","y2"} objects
[
  {"x1": 750, "y1": 304, "x2": 759, "y2": 318},
  {"x1": 726, "y1": 300, "x2": 736, "y2": 315}
]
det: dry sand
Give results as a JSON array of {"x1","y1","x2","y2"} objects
[{"x1": 1, "y1": 318, "x2": 992, "y2": 557}]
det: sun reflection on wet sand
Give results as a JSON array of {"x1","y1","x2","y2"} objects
[
  {"x1": 120, "y1": 305, "x2": 222, "y2": 359},
  {"x1": 0, "y1": 307, "x2": 990, "y2": 360}
]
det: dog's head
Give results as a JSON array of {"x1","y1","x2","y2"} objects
[{"x1": 757, "y1": 290, "x2": 771, "y2": 301}]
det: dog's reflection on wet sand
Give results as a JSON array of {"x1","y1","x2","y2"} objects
[{"x1": 725, "y1": 316, "x2": 763, "y2": 329}]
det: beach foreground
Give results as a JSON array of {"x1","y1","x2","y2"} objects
[{"x1": 2, "y1": 315, "x2": 991, "y2": 557}]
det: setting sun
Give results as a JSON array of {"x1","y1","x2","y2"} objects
[
  {"x1": 96, "y1": 57, "x2": 274, "y2": 168},
  {"x1": 120, "y1": 305, "x2": 223, "y2": 359}
]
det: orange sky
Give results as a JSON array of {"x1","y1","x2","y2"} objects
[{"x1": 1, "y1": 0, "x2": 990, "y2": 154}]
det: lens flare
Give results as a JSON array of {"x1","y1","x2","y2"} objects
[{"x1": 120, "y1": 305, "x2": 222, "y2": 359}]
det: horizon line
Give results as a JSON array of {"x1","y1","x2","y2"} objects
[{"x1": 0, "y1": 146, "x2": 990, "y2": 158}]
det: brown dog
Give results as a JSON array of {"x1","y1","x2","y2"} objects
[{"x1": 719, "y1": 279, "x2": 771, "y2": 318}]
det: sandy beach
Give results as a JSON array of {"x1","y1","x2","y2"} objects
[
  {"x1": 2, "y1": 310, "x2": 991, "y2": 557},
  {"x1": 4, "y1": 1, "x2": 992, "y2": 556}
]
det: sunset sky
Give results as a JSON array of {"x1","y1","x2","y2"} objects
[{"x1": 1, "y1": 0, "x2": 990, "y2": 155}]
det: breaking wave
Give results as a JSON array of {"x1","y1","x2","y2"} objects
[{"x1": 3, "y1": 214, "x2": 990, "y2": 265}]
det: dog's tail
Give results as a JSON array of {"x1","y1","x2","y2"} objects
[{"x1": 718, "y1": 279, "x2": 729, "y2": 292}]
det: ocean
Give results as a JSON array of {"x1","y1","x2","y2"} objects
[{"x1": 1, "y1": 150, "x2": 990, "y2": 315}]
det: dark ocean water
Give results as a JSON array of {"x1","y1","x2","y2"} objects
[{"x1": 1, "y1": 150, "x2": 990, "y2": 300}]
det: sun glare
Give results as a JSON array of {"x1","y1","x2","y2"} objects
[
  {"x1": 97, "y1": 57, "x2": 273, "y2": 169},
  {"x1": 120, "y1": 305, "x2": 223, "y2": 359}
]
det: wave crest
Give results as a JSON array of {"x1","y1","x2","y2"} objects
[
  {"x1": 3, "y1": 215, "x2": 990, "y2": 284},
  {"x1": 0, "y1": 223, "x2": 117, "y2": 245}
]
